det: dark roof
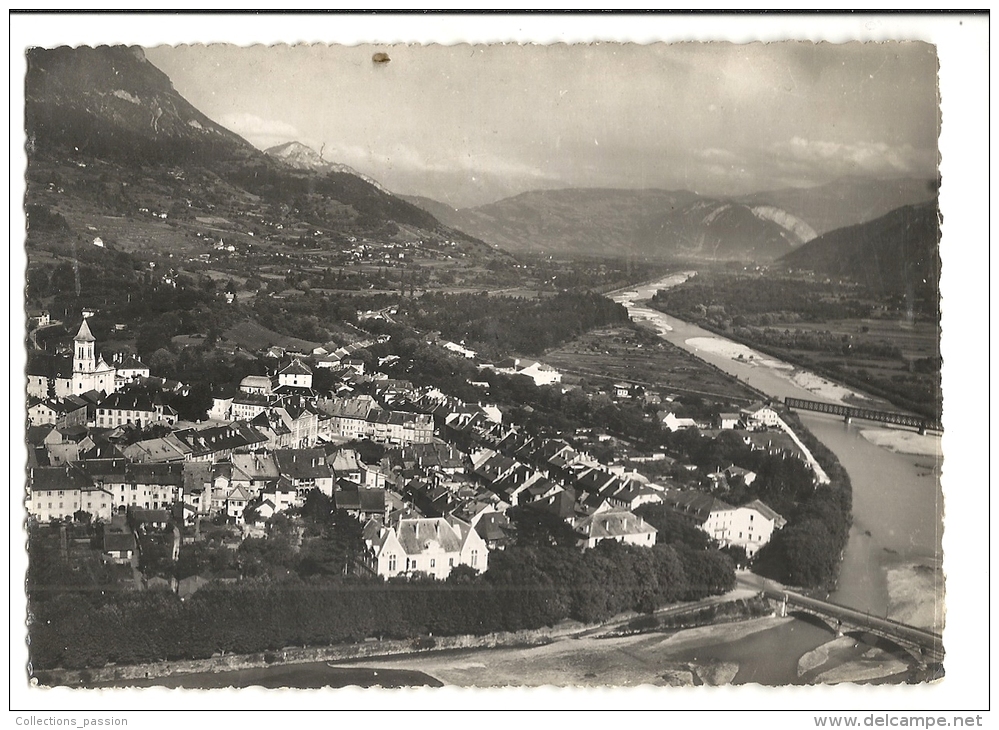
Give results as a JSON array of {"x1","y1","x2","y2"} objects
[
  {"x1": 118, "y1": 354, "x2": 148, "y2": 370},
  {"x1": 172, "y1": 422, "x2": 268, "y2": 456},
  {"x1": 26, "y1": 352, "x2": 72, "y2": 379},
  {"x1": 280, "y1": 359, "x2": 313, "y2": 376},
  {"x1": 78, "y1": 460, "x2": 185, "y2": 486},
  {"x1": 274, "y1": 449, "x2": 332, "y2": 480},
  {"x1": 74, "y1": 319, "x2": 96, "y2": 343},
  {"x1": 100, "y1": 390, "x2": 158, "y2": 411},
  {"x1": 130, "y1": 508, "x2": 172, "y2": 524},
  {"x1": 26, "y1": 424, "x2": 55, "y2": 446},
  {"x1": 103, "y1": 532, "x2": 136, "y2": 553},
  {"x1": 662, "y1": 488, "x2": 734, "y2": 524},
  {"x1": 29, "y1": 465, "x2": 94, "y2": 493},
  {"x1": 474, "y1": 512, "x2": 510, "y2": 542},
  {"x1": 335, "y1": 487, "x2": 385, "y2": 513}
]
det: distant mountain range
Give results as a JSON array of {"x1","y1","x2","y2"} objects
[
  {"x1": 23, "y1": 44, "x2": 940, "y2": 275},
  {"x1": 23, "y1": 45, "x2": 485, "y2": 257},
  {"x1": 737, "y1": 176, "x2": 939, "y2": 236},
  {"x1": 403, "y1": 176, "x2": 937, "y2": 262},
  {"x1": 779, "y1": 199, "x2": 940, "y2": 307},
  {"x1": 405, "y1": 188, "x2": 817, "y2": 261}
]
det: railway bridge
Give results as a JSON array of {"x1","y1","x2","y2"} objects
[
  {"x1": 762, "y1": 588, "x2": 945, "y2": 664},
  {"x1": 783, "y1": 397, "x2": 942, "y2": 434}
]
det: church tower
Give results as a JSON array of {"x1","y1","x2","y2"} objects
[{"x1": 73, "y1": 319, "x2": 96, "y2": 374}]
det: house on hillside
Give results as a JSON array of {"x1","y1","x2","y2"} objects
[{"x1": 660, "y1": 411, "x2": 699, "y2": 432}]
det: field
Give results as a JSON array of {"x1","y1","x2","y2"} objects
[
  {"x1": 735, "y1": 317, "x2": 941, "y2": 419},
  {"x1": 220, "y1": 320, "x2": 322, "y2": 353},
  {"x1": 544, "y1": 325, "x2": 762, "y2": 404}
]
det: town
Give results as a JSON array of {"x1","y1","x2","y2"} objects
[{"x1": 28, "y1": 313, "x2": 813, "y2": 592}]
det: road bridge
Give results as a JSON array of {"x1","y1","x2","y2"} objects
[
  {"x1": 783, "y1": 397, "x2": 942, "y2": 434},
  {"x1": 762, "y1": 587, "x2": 944, "y2": 664}
]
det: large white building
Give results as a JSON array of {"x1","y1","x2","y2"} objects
[
  {"x1": 663, "y1": 489, "x2": 786, "y2": 558},
  {"x1": 363, "y1": 516, "x2": 488, "y2": 580}
]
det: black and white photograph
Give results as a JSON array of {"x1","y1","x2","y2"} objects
[{"x1": 9, "y1": 10, "x2": 989, "y2": 721}]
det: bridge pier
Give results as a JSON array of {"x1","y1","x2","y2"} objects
[
  {"x1": 918, "y1": 425, "x2": 926, "y2": 435},
  {"x1": 844, "y1": 415, "x2": 851, "y2": 424}
]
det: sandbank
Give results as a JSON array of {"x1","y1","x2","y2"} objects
[{"x1": 860, "y1": 428, "x2": 943, "y2": 458}]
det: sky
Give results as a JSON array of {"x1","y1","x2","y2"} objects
[{"x1": 144, "y1": 40, "x2": 941, "y2": 208}]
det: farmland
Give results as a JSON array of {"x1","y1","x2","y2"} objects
[{"x1": 544, "y1": 325, "x2": 762, "y2": 405}]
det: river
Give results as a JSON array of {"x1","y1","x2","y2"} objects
[{"x1": 606, "y1": 273, "x2": 945, "y2": 683}]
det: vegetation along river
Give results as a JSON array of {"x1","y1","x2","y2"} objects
[{"x1": 608, "y1": 274, "x2": 945, "y2": 682}]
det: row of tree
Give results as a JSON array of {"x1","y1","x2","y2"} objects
[{"x1": 29, "y1": 537, "x2": 735, "y2": 671}]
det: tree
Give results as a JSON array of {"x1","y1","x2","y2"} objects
[
  {"x1": 300, "y1": 489, "x2": 333, "y2": 526},
  {"x1": 635, "y1": 504, "x2": 710, "y2": 550},
  {"x1": 445, "y1": 564, "x2": 480, "y2": 585},
  {"x1": 507, "y1": 506, "x2": 583, "y2": 548}
]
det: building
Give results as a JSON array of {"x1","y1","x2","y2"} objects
[
  {"x1": 78, "y1": 460, "x2": 186, "y2": 513},
  {"x1": 661, "y1": 488, "x2": 785, "y2": 558},
  {"x1": 95, "y1": 390, "x2": 178, "y2": 429},
  {"x1": 27, "y1": 309, "x2": 50, "y2": 328},
  {"x1": 239, "y1": 375, "x2": 273, "y2": 396},
  {"x1": 573, "y1": 508, "x2": 658, "y2": 549},
  {"x1": 26, "y1": 320, "x2": 118, "y2": 398},
  {"x1": 274, "y1": 448, "x2": 334, "y2": 498},
  {"x1": 717, "y1": 412, "x2": 742, "y2": 430},
  {"x1": 27, "y1": 465, "x2": 114, "y2": 522},
  {"x1": 68, "y1": 319, "x2": 118, "y2": 396},
  {"x1": 740, "y1": 402, "x2": 782, "y2": 429},
  {"x1": 276, "y1": 359, "x2": 314, "y2": 392},
  {"x1": 494, "y1": 357, "x2": 562, "y2": 387},
  {"x1": 363, "y1": 515, "x2": 488, "y2": 580},
  {"x1": 27, "y1": 395, "x2": 89, "y2": 428},
  {"x1": 113, "y1": 354, "x2": 150, "y2": 386}
]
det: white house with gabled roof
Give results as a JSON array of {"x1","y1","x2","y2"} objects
[{"x1": 362, "y1": 515, "x2": 488, "y2": 580}]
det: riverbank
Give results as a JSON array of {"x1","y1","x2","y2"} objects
[{"x1": 42, "y1": 594, "x2": 765, "y2": 688}]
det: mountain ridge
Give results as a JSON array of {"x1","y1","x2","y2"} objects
[
  {"x1": 779, "y1": 199, "x2": 941, "y2": 310},
  {"x1": 405, "y1": 187, "x2": 812, "y2": 261},
  {"x1": 23, "y1": 45, "x2": 491, "y2": 257}
]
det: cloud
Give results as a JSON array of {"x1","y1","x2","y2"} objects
[
  {"x1": 331, "y1": 141, "x2": 560, "y2": 184},
  {"x1": 772, "y1": 136, "x2": 937, "y2": 177},
  {"x1": 215, "y1": 113, "x2": 301, "y2": 149}
]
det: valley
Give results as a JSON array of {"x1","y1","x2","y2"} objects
[{"x1": 17, "y1": 41, "x2": 948, "y2": 698}]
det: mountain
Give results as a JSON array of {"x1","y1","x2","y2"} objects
[
  {"x1": 25, "y1": 45, "x2": 253, "y2": 165},
  {"x1": 638, "y1": 199, "x2": 816, "y2": 261},
  {"x1": 779, "y1": 200, "x2": 940, "y2": 307},
  {"x1": 408, "y1": 188, "x2": 813, "y2": 261},
  {"x1": 399, "y1": 195, "x2": 463, "y2": 227},
  {"x1": 737, "y1": 177, "x2": 939, "y2": 236},
  {"x1": 264, "y1": 141, "x2": 390, "y2": 194},
  {"x1": 23, "y1": 45, "x2": 482, "y2": 257}
]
